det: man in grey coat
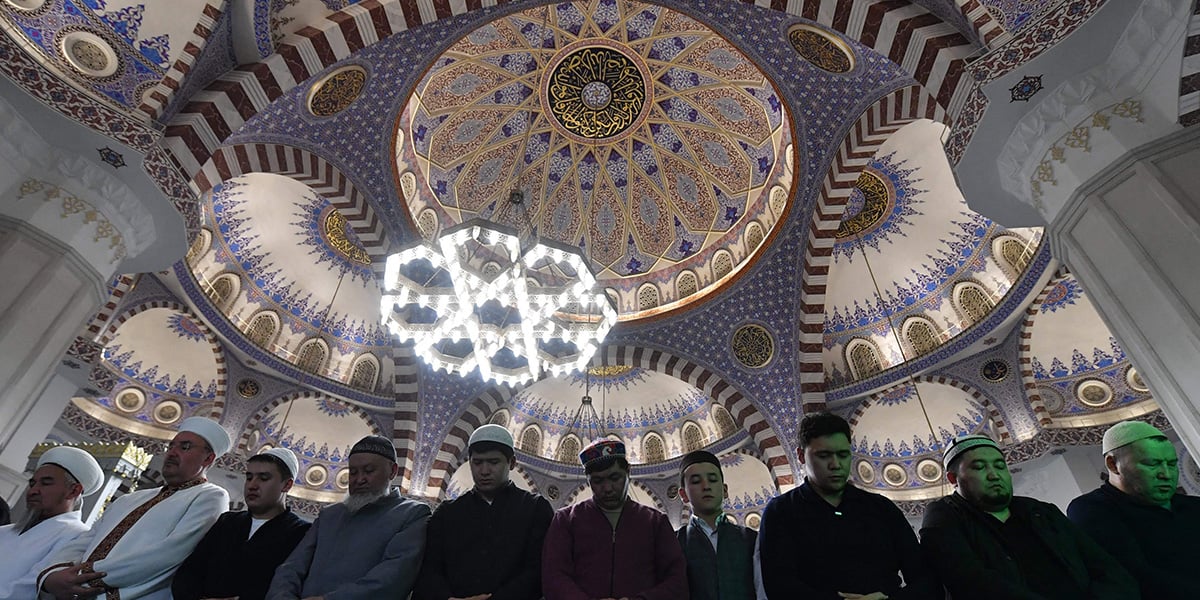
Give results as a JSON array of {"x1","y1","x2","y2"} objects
[{"x1": 268, "y1": 435, "x2": 431, "y2": 600}]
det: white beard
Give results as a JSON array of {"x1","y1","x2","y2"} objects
[
  {"x1": 17, "y1": 508, "x2": 43, "y2": 534},
  {"x1": 342, "y1": 488, "x2": 387, "y2": 513}
]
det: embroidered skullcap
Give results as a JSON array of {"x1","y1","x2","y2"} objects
[
  {"x1": 943, "y1": 434, "x2": 1001, "y2": 470},
  {"x1": 178, "y1": 417, "x2": 232, "y2": 456},
  {"x1": 350, "y1": 435, "x2": 397, "y2": 463},
  {"x1": 1103, "y1": 421, "x2": 1167, "y2": 454},
  {"x1": 579, "y1": 439, "x2": 625, "y2": 466},
  {"x1": 37, "y1": 447, "x2": 104, "y2": 496},
  {"x1": 256, "y1": 447, "x2": 300, "y2": 480},
  {"x1": 679, "y1": 450, "x2": 722, "y2": 475},
  {"x1": 468, "y1": 424, "x2": 514, "y2": 450}
]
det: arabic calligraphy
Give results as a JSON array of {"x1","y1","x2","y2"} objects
[{"x1": 547, "y1": 46, "x2": 646, "y2": 140}]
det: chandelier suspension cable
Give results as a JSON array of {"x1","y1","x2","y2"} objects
[
  {"x1": 280, "y1": 267, "x2": 348, "y2": 433},
  {"x1": 852, "y1": 229, "x2": 946, "y2": 494}
]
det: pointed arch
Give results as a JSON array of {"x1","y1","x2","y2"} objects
[
  {"x1": 557, "y1": 434, "x2": 582, "y2": 463},
  {"x1": 296, "y1": 338, "x2": 330, "y2": 375},
  {"x1": 712, "y1": 404, "x2": 738, "y2": 438},
  {"x1": 993, "y1": 234, "x2": 1033, "y2": 279},
  {"x1": 519, "y1": 424, "x2": 542, "y2": 456},
  {"x1": 953, "y1": 281, "x2": 994, "y2": 326},
  {"x1": 676, "y1": 270, "x2": 698, "y2": 298},
  {"x1": 185, "y1": 228, "x2": 212, "y2": 266},
  {"x1": 745, "y1": 220, "x2": 765, "y2": 251},
  {"x1": 637, "y1": 284, "x2": 660, "y2": 311},
  {"x1": 682, "y1": 421, "x2": 704, "y2": 452},
  {"x1": 713, "y1": 250, "x2": 734, "y2": 280},
  {"x1": 901, "y1": 316, "x2": 940, "y2": 358},
  {"x1": 206, "y1": 272, "x2": 240, "y2": 312},
  {"x1": 349, "y1": 353, "x2": 380, "y2": 391},
  {"x1": 642, "y1": 432, "x2": 666, "y2": 463},
  {"x1": 846, "y1": 338, "x2": 884, "y2": 380},
  {"x1": 245, "y1": 310, "x2": 281, "y2": 349},
  {"x1": 489, "y1": 408, "x2": 511, "y2": 427}
]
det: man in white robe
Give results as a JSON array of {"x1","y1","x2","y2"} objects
[
  {"x1": 39, "y1": 417, "x2": 232, "y2": 600},
  {"x1": 0, "y1": 446, "x2": 104, "y2": 600}
]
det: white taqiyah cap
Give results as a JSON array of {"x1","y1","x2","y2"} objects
[
  {"x1": 257, "y1": 447, "x2": 300, "y2": 480},
  {"x1": 37, "y1": 446, "x2": 104, "y2": 496},
  {"x1": 1102, "y1": 420, "x2": 1167, "y2": 454},
  {"x1": 468, "y1": 424, "x2": 514, "y2": 450},
  {"x1": 178, "y1": 417, "x2": 232, "y2": 456}
]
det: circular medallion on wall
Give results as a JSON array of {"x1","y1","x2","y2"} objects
[
  {"x1": 237, "y1": 378, "x2": 261, "y2": 399},
  {"x1": 667, "y1": 484, "x2": 679, "y2": 500},
  {"x1": 882, "y1": 463, "x2": 908, "y2": 487},
  {"x1": 308, "y1": 65, "x2": 367, "y2": 117},
  {"x1": 745, "y1": 513, "x2": 761, "y2": 530},
  {"x1": 547, "y1": 484, "x2": 560, "y2": 500},
  {"x1": 980, "y1": 359, "x2": 1011, "y2": 383},
  {"x1": 916, "y1": 459, "x2": 943, "y2": 484},
  {"x1": 248, "y1": 430, "x2": 261, "y2": 450},
  {"x1": 305, "y1": 465, "x2": 328, "y2": 487},
  {"x1": 336, "y1": 468, "x2": 349, "y2": 489},
  {"x1": 787, "y1": 24, "x2": 854, "y2": 74},
  {"x1": 732, "y1": 324, "x2": 774, "y2": 369},
  {"x1": 1076, "y1": 379, "x2": 1114, "y2": 408},
  {"x1": 1037, "y1": 386, "x2": 1065, "y2": 414},
  {"x1": 541, "y1": 40, "x2": 651, "y2": 144},
  {"x1": 1126, "y1": 367, "x2": 1149, "y2": 393},
  {"x1": 58, "y1": 30, "x2": 120, "y2": 78},
  {"x1": 153, "y1": 400, "x2": 183, "y2": 425},
  {"x1": 115, "y1": 388, "x2": 146, "y2": 413},
  {"x1": 856, "y1": 460, "x2": 876, "y2": 484}
]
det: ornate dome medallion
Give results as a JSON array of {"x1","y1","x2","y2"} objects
[
  {"x1": 787, "y1": 24, "x2": 854, "y2": 74},
  {"x1": 543, "y1": 40, "x2": 651, "y2": 143},
  {"x1": 308, "y1": 66, "x2": 367, "y2": 117}
]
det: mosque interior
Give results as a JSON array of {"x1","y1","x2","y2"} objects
[{"x1": 1, "y1": 0, "x2": 1199, "y2": 526}]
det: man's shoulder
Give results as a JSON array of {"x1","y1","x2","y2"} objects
[{"x1": 1066, "y1": 486, "x2": 1110, "y2": 515}]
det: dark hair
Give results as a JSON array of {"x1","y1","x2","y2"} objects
[
  {"x1": 798, "y1": 412, "x2": 852, "y2": 450},
  {"x1": 247, "y1": 454, "x2": 292, "y2": 480},
  {"x1": 585, "y1": 455, "x2": 630, "y2": 475},
  {"x1": 678, "y1": 450, "x2": 723, "y2": 486},
  {"x1": 469, "y1": 440, "x2": 514, "y2": 460}
]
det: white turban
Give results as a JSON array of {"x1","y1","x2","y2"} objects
[
  {"x1": 178, "y1": 417, "x2": 232, "y2": 456},
  {"x1": 37, "y1": 447, "x2": 104, "y2": 496}
]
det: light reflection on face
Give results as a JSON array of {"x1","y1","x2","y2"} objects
[
  {"x1": 1111, "y1": 438, "x2": 1178, "y2": 507},
  {"x1": 949, "y1": 446, "x2": 1013, "y2": 513}
]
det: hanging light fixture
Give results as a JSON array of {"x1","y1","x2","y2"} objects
[{"x1": 380, "y1": 218, "x2": 617, "y2": 386}]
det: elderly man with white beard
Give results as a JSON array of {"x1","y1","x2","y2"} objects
[{"x1": 267, "y1": 435, "x2": 431, "y2": 600}]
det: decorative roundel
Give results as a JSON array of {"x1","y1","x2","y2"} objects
[
  {"x1": 787, "y1": 24, "x2": 854, "y2": 74},
  {"x1": 248, "y1": 430, "x2": 261, "y2": 450},
  {"x1": 237, "y1": 378, "x2": 261, "y2": 399},
  {"x1": 917, "y1": 459, "x2": 943, "y2": 484},
  {"x1": 308, "y1": 66, "x2": 367, "y2": 117},
  {"x1": 745, "y1": 513, "x2": 761, "y2": 530},
  {"x1": 547, "y1": 485, "x2": 560, "y2": 500},
  {"x1": 1037, "y1": 386, "x2": 1065, "y2": 413},
  {"x1": 1076, "y1": 379, "x2": 1114, "y2": 408},
  {"x1": 542, "y1": 40, "x2": 651, "y2": 143},
  {"x1": 1126, "y1": 367, "x2": 1149, "y2": 393},
  {"x1": 59, "y1": 30, "x2": 119, "y2": 78},
  {"x1": 115, "y1": 388, "x2": 146, "y2": 413},
  {"x1": 732, "y1": 324, "x2": 775, "y2": 369},
  {"x1": 882, "y1": 463, "x2": 908, "y2": 487},
  {"x1": 305, "y1": 465, "x2": 328, "y2": 487},
  {"x1": 980, "y1": 359, "x2": 1011, "y2": 383},
  {"x1": 835, "y1": 171, "x2": 888, "y2": 239},
  {"x1": 856, "y1": 460, "x2": 876, "y2": 484},
  {"x1": 336, "y1": 468, "x2": 350, "y2": 489},
  {"x1": 667, "y1": 484, "x2": 679, "y2": 500},
  {"x1": 153, "y1": 400, "x2": 183, "y2": 425}
]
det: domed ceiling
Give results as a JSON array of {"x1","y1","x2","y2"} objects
[
  {"x1": 823, "y1": 119, "x2": 1044, "y2": 386},
  {"x1": 1024, "y1": 273, "x2": 1157, "y2": 427},
  {"x1": 506, "y1": 365, "x2": 738, "y2": 463},
  {"x1": 76, "y1": 306, "x2": 223, "y2": 438},
  {"x1": 195, "y1": 172, "x2": 391, "y2": 382},
  {"x1": 394, "y1": 0, "x2": 795, "y2": 320},
  {"x1": 850, "y1": 380, "x2": 994, "y2": 500},
  {"x1": 247, "y1": 393, "x2": 381, "y2": 502}
]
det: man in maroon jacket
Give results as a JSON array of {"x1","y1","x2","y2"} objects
[{"x1": 542, "y1": 439, "x2": 688, "y2": 600}]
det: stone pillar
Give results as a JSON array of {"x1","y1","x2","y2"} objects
[
  {"x1": 0, "y1": 95, "x2": 153, "y2": 496},
  {"x1": 1049, "y1": 127, "x2": 1200, "y2": 459}
]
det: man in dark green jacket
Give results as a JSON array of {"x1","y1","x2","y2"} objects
[
  {"x1": 921, "y1": 434, "x2": 1139, "y2": 600},
  {"x1": 675, "y1": 450, "x2": 756, "y2": 600}
]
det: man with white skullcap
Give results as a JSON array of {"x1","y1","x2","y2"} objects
[
  {"x1": 0, "y1": 446, "x2": 103, "y2": 599},
  {"x1": 1067, "y1": 420, "x2": 1200, "y2": 599},
  {"x1": 920, "y1": 434, "x2": 1138, "y2": 600},
  {"x1": 174, "y1": 447, "x2": 311, "y2": 600},
  {"x1": 269, "y1": 434, "x2": 430, "y2": 599},
  {"x1": 414, "y1": 424, "x2": 553, "y2": 600},
  {"x1": 40, "y1": 417, "x2": 232, "y2": 600}
]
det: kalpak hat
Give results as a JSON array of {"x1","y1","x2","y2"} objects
[{"x1": 579, "y1": 439, "x2": 625, "y2": 466}]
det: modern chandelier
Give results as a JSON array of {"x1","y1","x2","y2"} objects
[{"x1": 380, "y1": 218, "x2": 617, "y2": 386}]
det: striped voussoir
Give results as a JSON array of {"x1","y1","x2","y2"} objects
[
  {"x1": 392, "y1": 344, "x2": 419, "y2": 491},
  {"x1": 1179, "y1": 0, "x2": 1200, "y2": 126}
]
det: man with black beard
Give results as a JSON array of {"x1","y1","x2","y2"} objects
[{"x1": 268, "y1": 435, "x2": 430, "y2": 600}]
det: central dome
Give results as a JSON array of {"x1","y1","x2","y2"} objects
[{"x1": 393, "y1": 0, "x2": 796, "y2": 320}]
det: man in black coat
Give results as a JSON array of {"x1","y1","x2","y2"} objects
[
  {"x1": 414, "y1": 424, "x2": 553, "y2": 600},
  {"x1": 1067, "y1": 420, "x2": 1200, "y2": 599},
  {"x1": 921, "y1": 434, "x2": 1139, "y2": 600},
  {"x1": 675, "y1": 450, "x2": 757, "y2": 600},
  {"x1": 173, "y1": 447, "x2": 311, "y2": 600}
]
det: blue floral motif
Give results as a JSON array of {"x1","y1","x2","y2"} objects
[
  {"x1": 875, "y1": 384, "x2": 916, "y2": 406},
  {"x1": 1039, "y1": 277, "x2": 1083, "y2": 313},
  {"x1": 166, "y1": 313, "x2": 207, "y2": 342},
  {"x1": 316, "y1": 396, "x2": 351, "y2": 417},
  {"x1": 832, "y1": 152, "x2": 926, "y2": 264},
  {"x1": 101, "y1": 343, "x2": 216, "y2": 399}
]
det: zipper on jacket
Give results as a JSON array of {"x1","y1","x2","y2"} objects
[{"x1": 610, "y1": 526, "x2": 617, "y2": 597}]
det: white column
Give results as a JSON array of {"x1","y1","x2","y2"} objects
[{"x1": 1049, "y1": 126, "x2": 1200, "y2": 459}]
